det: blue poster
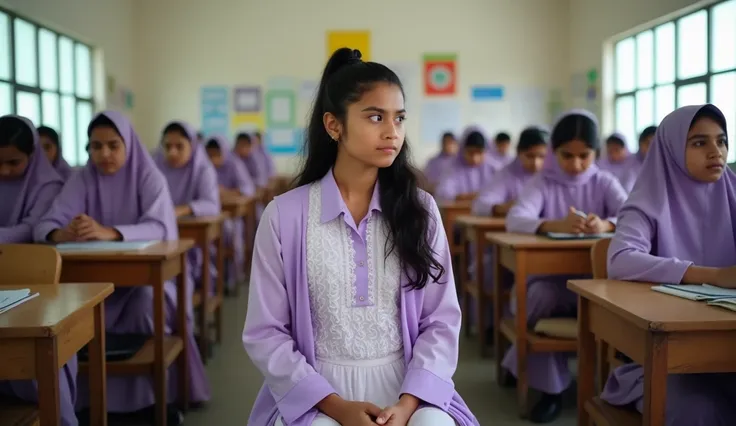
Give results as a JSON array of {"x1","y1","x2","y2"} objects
[
  {"x1": 200, "y1": 86, "x2": 229, "y2": 136},
  {"x1": 265, "y1": 128, "x2": 300, "y2": 155},
  {"x1": 471, "y1": 85, "x2": 505, "y2": 101}
]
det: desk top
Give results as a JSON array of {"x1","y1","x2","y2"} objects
[
  {"x1": 177, "y1": 215, "x2": 226, "y2": 226},
  {"x1": 221, "y1": 196, "x2": 254, "y2": 207},
  {"x1": 438, "y1": 201, "x2": 473, "y2": 211},
  {"x1": 485, "y1": 232, "x2": 599, "y2": 249},
  {"x1": 0, "y1": 283, "x2": 113, "y2": 338},
  {"x1": 59, "y1": 240, "x2": 195, "y2": 261},
  {"x1": 455, "y1": 215, "x2": 505, "y2": 229},
  {"x1": 568, "y1": 279, "x2": 736, "y2": 332}
]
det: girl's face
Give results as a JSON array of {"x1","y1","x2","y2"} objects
[
  {"x1": 89, "y1": 126, "x2": 126, "y2": 175},
  {"x1": 235, "y1": 139, "x2": 253, "y2": 158},
  {"x1": 463, "y1": 147, "x2": 485, "y2": 167},
  {"x1": 495, "y1": 140, "x2": 511, "y2": 155},
  {"x1": 206, "y1": 146, "x2": 224, "y2": 167},
  {"x1": 39, "y1": 135, "x2": 58, "y2": 164},
  {"x1": 606, "y1": 141, "x2": 627, "y2": 162},
  {"x1": 325, "y1": 82, "x2": 406, "y2": 169},
  {"x1": 639, "y1": 134, "x2": 654, "y2": 157},
  {"x1": 442, "y1": 136, "x2": 458, "y2": 155},
  {"x1": 556, "y1": 139, "x2": 595, "y2": 176},
  {"x1": 685, "y1": 116, "x2": 727, "y2": 183},
  {"x1": 0, "y1": 145, "x2": 29, "y2": 180},
  {"x1": 162, "y1": 130, "x2": 192, "y2": 168},
  {"x1": 519, "y1": 144, "x2": 548, "y2": 173}
]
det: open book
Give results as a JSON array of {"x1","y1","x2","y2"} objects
[
  {"x1": 652, "y1": 284, "x2": 736, "y2": 313},
  {"x1": 0, "y1": 289, "x2": 39, "y2": 314},
  {"x1": 55, "y1": 241, "x2": 157, "y2": 253},
  {"x1": 545, "y1": 232, "x2": 615, "y2": 240}
]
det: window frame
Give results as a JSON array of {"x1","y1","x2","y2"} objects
[
  {"x1": 613, "y1": 0, "x2": 736, "y2": 157},
  {"x1": 0, "y1": 6, "x2": 95, "y2": 165}
]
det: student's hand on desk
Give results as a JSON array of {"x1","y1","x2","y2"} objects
[
  {"x1": 714, "y1": 266, "x2": 736, "y2": 288},
  {"x1": 559, "y1": 206, "x2": 587, "y2": 233},
  {"x1": 492, "y1": 200, "x2": 515, "y2": 217},
  {"x1": 49, "y1": 226, "x2": 77, "y2": 243},
  {"x1": 175, "y1": 205, "x2": 192, "y2": 217},
  {"x1": 73, "y1": 214, "x2": 120, "y2": 241},
  {"x1": 581, "y1": 214, "x2": 612, "y2": 234},
  {"x1": 376, "y1": 394, "x2": 420, "y2": 426}
]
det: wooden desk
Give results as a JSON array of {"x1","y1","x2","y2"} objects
[
  {"x1": 59, "y1": 241, "x2": 194, "y2": 426},
  {"x1": 484, "y1": 232, "x2": 596, "y2": 415},
  {"x1": 438, "y1": 201, "x2": 473, "y2": 279},
  {"x1": 221, "y1": 196, "x2": 256, "y2": 293},
  {"x1": 568, "y1": 279, "x2": 736, "y2": 426},
  {"x1": 177, "y1": 216, "x2": 226, "y2": 361},
  {"x1": 454, "y1": 215, "x2": 506, "y2": 355},
  {"x1": 0, "y1": 283, "x2": 113, "y2": 426}
]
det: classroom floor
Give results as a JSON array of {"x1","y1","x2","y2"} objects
[{"x1": 110, "y1": 290, "x2": 577, "y2": 426}]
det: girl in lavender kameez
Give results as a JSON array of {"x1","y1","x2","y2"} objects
[
  {"x1": 487, "y1": 131, "x2": 514, "y2": 169},
  {"x1": 155, "y1": 121, "x2": 221, "y2": 295},
  {"x1": 38, "y1": 125, "x2": 74, "y2": 181},
  {"x1": 234, "y1": 132, "x2": 269, "y2": 189},
  {"x1": 434, "y1": 128, "x2": 498, "y2": 203},
  {"x1": 601, "y1": 105, "x2": 736, "y2": 426},
  {"x1": 0, "y1": 115, "x2": 76, "y2": 426},
  {"x1": 205, "y1": 135, "x2": 256, "y2": 291},
  {"x1": 34, "y1": 111, "x2": 210, "y2": 424},
  {"x1": 243, "y1": 48, "x2": 478, "y2": 426},
  {"x1": 422, "y1": 131, "x2": 459, "y2": 191},
  {"x1": 503, "y1": 110, "x2": 627, "y2": 423},
  {"x1": 252, "y1": 130, "x2": 277, "y2": 182}
]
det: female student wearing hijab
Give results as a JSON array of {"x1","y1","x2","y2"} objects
[
  {"x1": 503, "y1": 110, "x2": 628, "y2": 423},
  {"x1": 242, "y1": 48, "x2": 478, "y2": 426},
  {"x1": 37, "y1": 125, "x2": 74, "y2": 181},
  {"x1": 434, "y1": 127, "x2": 498, "y2": 203},
  {"x1": 487, "y1": 131, "x2": 514, "y2": 169},
  {"x1": 601, "y1": 105, "x2": 736, "y2": 426},
  {"x1": 0, "y1": 115, "x2": 76, "y2": 426},
  {"x1": 205, "y1": 134, "x2": 256, "y2": 291},
  {"x1": 33, "y1": 111, "x2": 210, "y2": 423},
  {"x1": 423, "y1": 131, "x2": 459, "y2": 190},
  {"x1": 252, "y1": 131, "x2": 277, "y2": 182},
  {"x1": 234, "y1": 132, "x2": 269, "y2": 189},
  {"x1": 155, "y1": 120, "x2": 221, "y2": 294},
  {"x1": 0, "y1": 116, "x2": 65, "y2": 243}
]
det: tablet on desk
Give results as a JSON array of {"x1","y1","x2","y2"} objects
[
  {"x1": 544, "y1": 232, "x2": 615, "y2": 240},
  {"x1": 55, "y1": 241, "x2": 158, "y2": 252}
]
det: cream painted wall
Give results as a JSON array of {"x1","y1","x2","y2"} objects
[
  {"x1": 134, "y1": 0, "x2": 570, "y2": 173},
  {"x1": 0, "y1": 0, "x2": 137, "y2": 121}
]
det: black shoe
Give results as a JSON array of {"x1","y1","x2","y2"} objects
[
  {"x1": 529, "y1": 392, "x2": 562, "y2": 424},
  {"x1": 498, "y1": 368, "x2": 517, "y2": 388}
]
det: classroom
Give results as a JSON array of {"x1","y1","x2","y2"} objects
[{"x1": 1, "y1": 0, "x2": 735, "y2": 425}]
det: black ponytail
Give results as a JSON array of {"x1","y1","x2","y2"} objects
[{"x1": 295, "y1": 47, "x2": 445, "y2": 290}]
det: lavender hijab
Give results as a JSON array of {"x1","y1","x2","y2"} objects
[
  {"x1": 0, "y1": 115, "x2": 64, "y2": 235},
  {"x1": 209, "y1": 134, "x2": 256, "y2": 196},
  {"x1": 615, "y1": 104, "x2": 736, "y2": 265},
  {"x1": 154, "y1": 121, "x2": 216, "y2": 206},
  {"x1": 41, "y1": 127, "x2": 74, "y2": 180},
  {"x1": 542, "y1": 109, "x2": 601, "y2": 187},
  {"x1": 34, "y1": 111, "x2": 178, "y2": 241}
]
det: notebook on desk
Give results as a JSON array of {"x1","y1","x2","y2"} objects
[
  {"x1": 544, "y1": 232, "x2": 615, "y2": 240},
  {"x1": 0, "y1": 289, "x2": 39, "y2": 315},
  {"x1": 651, "y1": 284, "x2": 736, "y2": 301},
  {"x1": 55, "y1": 241, "x2": 158, "y2": 253}
]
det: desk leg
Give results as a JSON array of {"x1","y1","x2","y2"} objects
[
  {"x1": 643, "y1": 333, "x2": 668, "y2": 426},
  {"x1": 178, "y1": 253, "x2": 190, "y2": 411},
  {"x1": 577, "y1": 298, "x2": 595, "y2": 426},
  {"x1": 36, "y1": 338, "x2": 60, "y2": 426},
  {"x1": 215, "y1": 234, "x2": 224, "y2": 343},
  {"x1": 475, "y1": 228, "x2": 488, "y2": 357},
  {"x1": 153, "y1": 274, "x2": 167, "y2": 426},
  {"x1": 515, "y1": 251, "x2": 529, "y2": 417},
  {"x1": 493, "y1": 245, "x2": 504, "y2": 382},
  {"x1": 89, "y1": 304, "x2": 108, "y2": 426},
  {"x1": 200, "y1": 237, "x2": 211, "y2": 362}
]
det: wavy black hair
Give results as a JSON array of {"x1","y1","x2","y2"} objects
[
  {"x1": 551, "y1": 114, "x2": 599, "y2": 150},
  {"x1": 294, "y1": 47, "x2": 444, "y2": 290}
]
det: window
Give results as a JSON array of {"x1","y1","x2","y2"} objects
[
  {"x1": 0, "y1": 7, "x2": 94, "y2": 166},
  {"x1": 613, "y1": 0, "x2": 736, "y2": 162}
]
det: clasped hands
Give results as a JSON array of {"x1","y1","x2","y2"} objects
[{"x1": 52, "y1": 214, "x2": 120, "y2": 242}]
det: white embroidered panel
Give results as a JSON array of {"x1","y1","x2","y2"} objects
[{"x1": 306, "y1": 182, "x2": 403, "y2": 361}]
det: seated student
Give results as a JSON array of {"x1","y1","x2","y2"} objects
[
  {"x1": 423, "y1": 131, "x2": 459, "y2": 190},
  {"x1": 37, "y1": 125, "x2": 74, "y2": 181},
  {"x1": 617, "y1": 125, "x2": 657, "y2": 192},
  {"x1": 0, "y1": 116, "x2": 64, "y2": 243},
  {"x1": 234, "y1": 132, "x2": 269, "y2": 189},
  {"x1": 34, "y1": 111, "x2": 210, "y2": 423},
  {"x1": 252, "y1": 131, "x2": 276, "y2": 182},
  {"x1": 243, "y1": 46, "x2": 478, "y2": 426},
  {"x1": 503, "y1": 109, "x2": 627, "y2": 423},
  {"x1": 0, "y1": 115, "x2": 76, "y2": 426},
  {"x1": 434, "y1": 128, "x2": 498, "y2": 203},
  {"x1": 598, "y1": 132, "x2": 637, "y2": 192},
  {"x1": 602, "y1": 105, "x2": 736, "y2": 426},
  {"x1": 155, "y1": 120, "x2": 221, "y2": 294},
  {"x1": 205, "y1": 135, "x2": 256, "y2": 290},
  {"x1": 472, "y1": 126, "x2": 548, "y2": 217},
  {"x1": 487, "y1": 131, "x2": 514, "y2": 169}
]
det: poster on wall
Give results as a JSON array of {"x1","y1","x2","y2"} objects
[
  {"x1": 326, "y1": 30, "x2": 371, "y2": 60},
  {"x1": 423, "y1": 53, "x2": 457, "y2": 96},
  {"x1": 264, "y1": 78, "x2": 299, "y2": 155},
  {"x1": 420, "y1": 100, "x2": 461, "y2": 144},
  {"x1": 471, "y1": 85, "x2": 504, "y2": 101},
  {"x1": 200, "y1": 86, "x2": 229, "y2": 137},
  {"x1": 232, "y1": 86, "x2": 261, "y2": 113}
]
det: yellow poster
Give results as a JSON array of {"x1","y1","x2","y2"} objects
[
  {"x1": 326, "y1": 30, "x2": 371, "y2": 61},
  {"x1": 231, "y1": 112, "x2": 264, "y2": 135}
]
